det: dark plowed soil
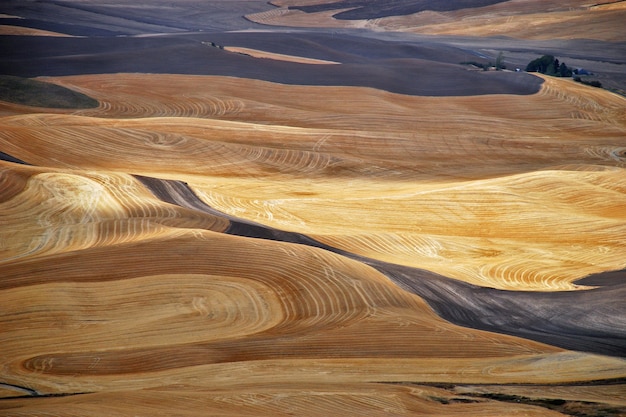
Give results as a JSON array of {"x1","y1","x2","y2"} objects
[
  {"x1": 290, "y1": 0, "x2": 510, "y2": 20},
  {"x1": 0, "y1": 33, "x2": 542, "y2": 96},
  {"x1": 0, "y1": 0, "x2": 275, "y2": 34},
  {"x1": 0, "y1": 151, "x2": 28, "y2": 165},
  {"x1": 3, "y1": 0, "x2": 624, "y2": 95}
]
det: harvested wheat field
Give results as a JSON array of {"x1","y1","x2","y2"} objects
[{"x1": 1, "y1": 1, "x2": 625, "y2": 416}]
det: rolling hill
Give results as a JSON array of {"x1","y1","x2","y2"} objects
[{"x1": 1, "y1": 1, "x2": 625, "y2": 416}]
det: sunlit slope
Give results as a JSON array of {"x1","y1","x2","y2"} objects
[
  {"x1": 0, "y1": 25, "x2": 72, "y2": 37},
  {"x1": 1, "y1": 73, "x2": 624, "y2": 290},
  {"x1": 3, "y1": 163, "x2": 625, "y2": 416},
  {"x1": 0, "y1": 163, "x2": 228, "y2": 263},
  {"x1": 253, "y1": 0, "x2": 626, "y2": 41}
]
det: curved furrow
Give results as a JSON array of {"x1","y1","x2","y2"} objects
[
  {"x1": 314, "y1": 232, "x2": 447, "y2": 264},
  {"x1": 586, "y1": 146, "x2": 626, "y2": 166},
  {"x1": 181, "y1": 95, "x2": 245, "y2": 118},
  {"x1": 1, "y1": 274, "x2": 285, "y2": 359},
  {"x1": 212, "y1": 387, "x2": 409, "y2": 416},
  {"x1": 3, "y1": 231, "x2": 566, "y2": 381},
  {"x1": 314, "y1": 231, "x2": 624, "y2": 291},
  {"x1": 0, "y1": 168, "x2": 228, "y2": 263},
  {"x1": 132, "y1": 176, "x2": 626, "y2": 357},
  {"x1": 0, "y1": 163, "x2": 31, "y2": 202},
  {"x1": 6, "y1": 107, "x2": 615, "y2": 290},
  {"x1": 228, "y1": 144, "x2": 353, "y2": 176},
  {"x1": 68, "y1": 85, "x2": 246, "y2": 119},
  {"x1": 0, "y1": 115, "x2": 416, "y2": 179},
  {"x1": 0, "y1": 383, "x2": 577, "y2": 416},
  {"x1": 234, "y1": 167, "x2": 625, "y2": 290},
  {"x1": 502, "y1": 169, "x2": 626, "y2": 217},
  {"x1": 114, "y1": 127, "x2": 190, "y2": 149},
  {"x1": 538, "y1": 76, "x2": 626, "y2": 126}
]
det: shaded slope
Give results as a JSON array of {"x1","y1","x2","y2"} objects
[
  {"x1": 0, "y1": 0, "x2": 276, "y2": 34},
  {"x1": 0, "y1": 17, "x2": 124, "y2": 36},
  {"x1": 0, "y1": 75, "x2": 98, "y2": 109},
  {"x1": 289, "y1": 0, "x2": 510, "y2": 19},
  {"x1": 266, "y1": 0, "x2": 626, "y2": 43}
]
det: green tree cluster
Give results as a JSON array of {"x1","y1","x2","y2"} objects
[{"x1": 525, "y1": 55, "x2": 572, "y2": 77}]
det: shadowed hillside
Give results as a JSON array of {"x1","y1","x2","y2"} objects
[
  {"x1": 0, "y1": 32, "x2": 543, "y2": 96},
  {"x1": 0, "y1": 75, "x2": 98, "y2": 109},
  {"x1": 288, "y1": 0, "x2": 511, "y2": 19}
]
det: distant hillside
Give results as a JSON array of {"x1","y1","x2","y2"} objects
[
  {"x1": 0, "y1": 34, "x2": 542, "y2": 97},
  {"x1": 289, "y1": 0, "x2": 509, "y2": 19}
]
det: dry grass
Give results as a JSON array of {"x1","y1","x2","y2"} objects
[
  {"x1": 1, "y1": 72, "x2": 625, "y2": 415},
  {"x1": 1, "y1": 2, "x2": 625, "y2": 414},
  {"x1": 2, "y1": 73, "x2": 624, "y2": 290},
  {"x1": 224, "y1": 46, "x2": 340, "y2": 64}
]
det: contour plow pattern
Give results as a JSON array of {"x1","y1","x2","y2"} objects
[
  {"x1": 2, "y1": 162, "x2": 626, "y2": 402},
  {"x1": 2, "y1": 109, "x2": 625, "y2": 291},
  {"x1": 0, "y1": 162, "x2": 626, "y2": 416},
  {"x1": 0, "y1": 164, "x2": 228, "y2": 263},
  {"x1": 2, "y1": 0, "x2": 626, "y2": 412},
  {"x1": 1, "y1": 70, "x2": 626, "y2": 415},
  {"x1": 136, "y1": 176, "x2": 626, "y2": 358}
]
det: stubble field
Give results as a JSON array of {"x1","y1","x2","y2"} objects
[{"x1": 1, "y1": 1, "x2": 625, "y2": 415}]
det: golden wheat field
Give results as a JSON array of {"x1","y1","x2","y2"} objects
[{"x1": 1, "y1": 1, "x2": 625, "y2": 416}]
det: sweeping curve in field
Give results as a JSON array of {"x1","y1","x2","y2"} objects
[
  {"x1": 133, "y1": 175, "x2": 626, "y2": 358},
  {"x1": 2, "y1": 1, "x2": 626, "y2": 415}
]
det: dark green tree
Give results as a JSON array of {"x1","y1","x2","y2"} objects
[
  {"x1": 525, "y1": 55, "x2": 555, "y2": 73},
  {"x1": 525, "y1": 55, "x2": 572, "y2": 77},
  {"x1": 495, "y1": 52, "x2": 505, "y2": 70},
  {"x1": 558, "y1": 62, "x2": 572, "y2": 77}
]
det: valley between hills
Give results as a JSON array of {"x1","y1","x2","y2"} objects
[{"x1": 1, "y1": 1, "x2": 625, "y2": 416}]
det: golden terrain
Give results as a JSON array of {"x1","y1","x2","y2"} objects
[
  {"x1": 2, "y1": 73, "x2": 625, "y2": 290},
  {"x1": 1, "y1": 70, "x2": 625, "y2": 415},
  {"x1": 0, "y1": 1, "x2": 625, "y2": 414},
  {"x1": 223, "y1": 46, "x2": 341, "y2": 65},
  {"x1": 256, "y1": 0, "x2": 626, "y2": 41}
]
